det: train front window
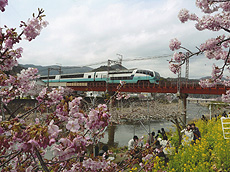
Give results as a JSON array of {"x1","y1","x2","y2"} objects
[
  {"x1": 61, "y1": 74, "x2": 84, "y2": 79},
  {"x1": 136, "y1": 70, "x2": 153, "y2": 76}
]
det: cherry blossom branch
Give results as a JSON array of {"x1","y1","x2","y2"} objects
[
  {"x1": 34, "y1": 147, "x2": 50, "y2": 172},
  {"x1": 45, "y1": 156, "x2": 80, "y2": 165},
  {"x1": 210, "y1": 0, "x2": 230, "y2": 2},
  {"x1": 57, "y1": 162, "x2": 67, "y2": 172},
  {"x1": 105, "y1": 83, "x2": 125, "y2": 105},
  {"x1": 0, "y1": 150, "x2": 22, "y2": 168},
  {"x1": 0, "y1": 151, "x2": 20, "y2": 159},
  {"x1": 0, "y1": 48, "x2": 8, "y2": 58},
  {"x1": 220, "y1": 26, "x2": 230, "y2": 33},
  {"x1": 137, "y1": 155, "x2": 157, "y2": 172},
  {"x1": 18, "y1": 101, "x2": 44, "y2": 119},
  {"x1": 217, "y1": 37, "x2": 230, "y2": 46},
  {"x1": 7, "y1": 103, "x2": 24, "y2": 120},
  {"x1": 20, "y1": 155, "x2": 31, "y2": 165},
  {"x1": 116, "y1": 147, "x2": 151, "y2": 172},
  {"x1": 215, "y1": 47, "x2": 230, "y2": 79},
  {"x1": 171, "y1": 49, "x2": 202, "y2": 67},
  {"x1": 180, "y1": 46, "x2": 193, "y2": 54}
]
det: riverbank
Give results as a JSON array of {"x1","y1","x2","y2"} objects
[
  {"x1": 101, "y1": 102, "x2": 210, "y2": 147},
  {"x1": 107, "y1": 116, "x2": 230, "y2": 171}
]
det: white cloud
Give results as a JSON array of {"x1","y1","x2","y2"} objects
[{"x1": 2, "y1": 0, "x2": 227, "y2": 78}]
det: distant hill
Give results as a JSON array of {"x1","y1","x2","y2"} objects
[
  {"x1": 20, "y1": 64, "x2": 127, "y2": 75},
  {"x1": 200, "y1": 76, "x2": 227, "y2": 81},
  {"x1": 165, "y1": 77, "x2": 200, "y2": 82},
  {"x1": 91, "y1": 64, "x2": 127, "y2": 72},
  {"x1": 20, "y1": 64, "x2": 93, "y2": 76},
  {"x1": 4, "y1": 65, "x2": 25, "y2": 75},
  {"x1": 16, "y1": 64, "x2": 212, "y2": 81}
]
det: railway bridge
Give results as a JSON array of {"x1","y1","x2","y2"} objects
[
  {"x1": 66, "y1": 80, "x2": 230, "y2": 124},
  {"x1": 66, "y1": 80, "x2": 230, "y2": 95}
]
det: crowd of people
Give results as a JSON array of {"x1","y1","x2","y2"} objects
[
  {"x1": 127, "y1": 124, "x2": 202, "y2": 163},
  {"x1": 128, "y1": 128, "x2": 170, "y2": 163}
]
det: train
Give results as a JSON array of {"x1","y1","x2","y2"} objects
[{"x1": 40, "y1": 69, "x2": 160, "y2": 87}]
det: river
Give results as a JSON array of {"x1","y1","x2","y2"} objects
[{"x1": 100, "y1": 102, "x2": 210, "y2": 147}]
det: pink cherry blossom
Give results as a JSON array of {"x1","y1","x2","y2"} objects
[
  {"x1": 66, "y1": 119, "x2": 80, "y2": 133},
  {"x1": 169, "y1": 38, "x2": 181, "y2": 51},
  {"x1": 222, "y1": 90, "x2": 230, "y2": 102},
  {"x1": 173, "y1": 52, "x2": 184, "y2": 63},
  {"x1": 23, "y1": 17, "x2": 48, "y2": 41},
  {"x1": 25, "y1": 166, "x2": 33, "y2": 172},
  {"x1": 0, "y1": 0, "x2": 7, "y2": 12},
  {"x1": 178, "y1": 9, "x2": 190, "y2": 23},
  {"x1": 116, "y1": 92, "x2": 123, "y2": 100},
  {"x1": 124, "y1": 94, "x2": 130, "y2": 100},
  {"x1": 120, "y1": 80, "x2": 126, "y2": 86},
  {"x1": 169, "y1": 63, "x2": 181, "y2": 74},
  {"x1": 48, "y1": 120, "x2": 62, "y2": 139},
  {"x1": 196, "y1": 0, "x2": 218, "y2": 13}
]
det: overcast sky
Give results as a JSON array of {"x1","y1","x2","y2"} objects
[{"x1": 1, "y1": 0, "x2": 225, "y2": 78}]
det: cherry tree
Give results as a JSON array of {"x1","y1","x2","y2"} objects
[
  {"x1": 0, "y1": 1, "x2": 119, "y2": 171},
  {"x1": 169, "y1": 0, "x2": 230, "y2": 101}
]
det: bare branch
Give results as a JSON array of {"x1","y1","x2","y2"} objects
[
  {"x1": 215, "y1": 47, "x2": 230, "y2": 79},
  {"x1": 34, "y1": 147, "x2": 50, "y2": 172},
  {"x1": 18, "y1": 101, "x2": 44, "y2": 119},
  {"x1": 220, "y1": 26, "x2": 230, "y2": 33},
  {"x1": 0, "y1": 150, "x2": 22, "y2": 168}
]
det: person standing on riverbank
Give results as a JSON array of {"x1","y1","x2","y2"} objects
[
  {"x1": 161, "y1": 128, "x2": 166, "y2": 138},
  {"x1": 191, "y1": 123, "x2": 201, "y2": 143},
  {"x1": 147, "y1": 132, "x2": 156, "y2": 145},
  {"x1": 181, "y1": 124, "x2": 194, "y2": 146},
  {"x1": 128, "y1": 135, "x2": 139, "y2": 150}
]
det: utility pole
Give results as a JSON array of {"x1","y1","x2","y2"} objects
[
  {"x1": 47, "y1": 66, "x2": 62, "y2": 87},
  {"x1": 185, "y1": 52, "x2": 189, "y2": 82},
  {"x1": 177, "y1": 52, "x2": 190, "y2": 126},
  {"x1": 177, "y1": 61, "x2": 181, "y2": 95},
  {"x1": 116, "y1": 53, "x2": 123, "y2": 69},
  {"x1": 106, "y1": 58, "x2": 123, "y2": 93}
]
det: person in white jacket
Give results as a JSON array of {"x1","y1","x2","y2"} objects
[
  {"x1": 181, "y1": 124, "x2": 194, "y2": 146},
  {"x1": 128, "y1": 135, "x2": 139, "y2": 150}
]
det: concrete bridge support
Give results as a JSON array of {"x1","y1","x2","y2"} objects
[
  {"x1": 107, "y1": 123, "x2": 116, "y2": 146},
  {"x1": 178, "y1": 93, "x2": 188, "y2": 126}
]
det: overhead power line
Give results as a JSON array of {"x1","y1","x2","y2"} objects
[
  {"x1": 33, "y1": 54, "x2": 173, "y2": 72},
  {"x1": 122, "y1": 54, "x2": 172, "y2": 62},
  {"x1": 81, "y1": 54, "x2": 173, "y2": 67}
]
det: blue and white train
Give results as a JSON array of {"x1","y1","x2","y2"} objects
[{"x1": 40, "y1": 69, "x2": 160, "y2": 87}]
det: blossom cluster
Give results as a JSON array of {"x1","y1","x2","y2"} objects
[
  {"x1": 0, "y1": 67, "x2": 39, "y2": 103},
  {"x1": 169, "y1": 38, "x2": 181, "y2": 51},
  {"x1": 22, "y1": 17, "x2": 49, "y2": 41},
  {"x1": 0, "y1": 5, "x2": 120, "y2": 172},
  {"x1": 0, "y1": 9, "x2": 49, "y2": 105},
  {"x1": 37, "y1": 87, "x2": 64, "y2": 107},
  {"x1": 0, "y1": 0, "x2": 7, "y2": 12},
  {"x1": 196, "y1": 0, "x2": 230, "y2": 13},
  {"x1": 169, "y1": 0, "x2": 230, "y2": 101}
]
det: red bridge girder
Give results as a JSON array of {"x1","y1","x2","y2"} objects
[{"x1": 68, "y1": 81, "x2": 230, "y2": 95}]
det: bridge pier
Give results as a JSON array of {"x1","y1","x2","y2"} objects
[
  {"x1": 107, "y1": 123, "x2": 116, "y2": 147},
  {"x1": 178, "y1": 93, "x2": 188, "y2": 126}
]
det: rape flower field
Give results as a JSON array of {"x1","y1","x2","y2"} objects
[
  {"x1": 128, "y1": 117, "x2": 230, "y2": 172},
  {"x1": 166, "y1": 117, "x2": 230, "y2": 172}
]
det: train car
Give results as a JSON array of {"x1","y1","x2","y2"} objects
[
  {"x1": 40, "y1": 69, "x2": 160, "y2": 86},
  {"x1": 108, "y1": 69, "x2": 160, "y2": 84}
]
